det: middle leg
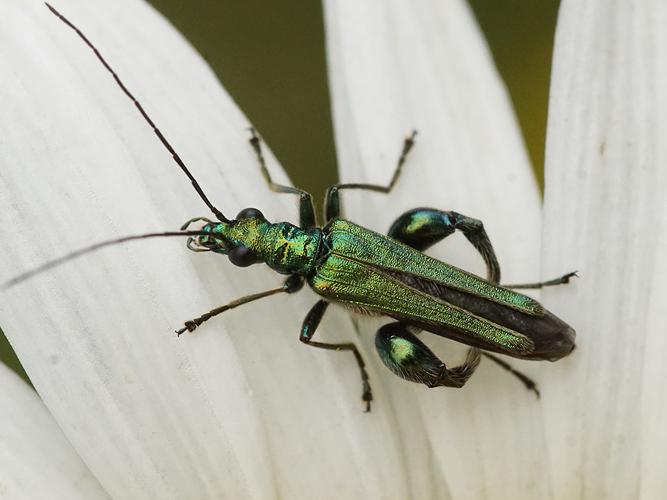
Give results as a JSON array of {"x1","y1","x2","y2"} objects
[
  {"x1": 300, "y1": 300, "x2": 373, "y2": 412},
  {"x1": 325, "y1": 130, "x2": 417, "y2": 221},
  {"x1": 176, "y1": 275, "x2": 303, "y2": 336}
]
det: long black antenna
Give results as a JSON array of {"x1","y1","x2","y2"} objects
[
  {"x1": 2, "y1": 230, "x2": 214, "y2": 290},
  {"x1": 44, "y1": 2, "x2": 229, "y2": 223}
]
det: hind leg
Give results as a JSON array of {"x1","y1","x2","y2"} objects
[
  {"x1": 386, "y1": 208, "x2": 540, "y2": 395},
  {"x1": 388, "y1": 208, "x2": 500, "y2": 282},
  {"x1": 374, "y1": 322, "x2": 481, "y2": 389}
]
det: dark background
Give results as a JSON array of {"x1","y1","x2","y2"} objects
[{"x1": 1, "y1": 0, "x2": 560, "y2": 382}]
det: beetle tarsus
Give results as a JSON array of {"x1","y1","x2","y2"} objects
[
  {"x1": 176, "y1": 321, "x2": 197, "y2": 337},
  {"x1": 362, "y1": 380, "x2": 373, "y2": 412}
]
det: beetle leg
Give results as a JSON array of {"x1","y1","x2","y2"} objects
[
  {"x1": 387, "y1": 212, "x2": 545, "y2": 394},
  {"x1": 375, "y1": 322, "x2": 481, "y2": 389},
  {"x1": 388, "y1": 208, "x2": 500, "y2": 283},
  {"x1": 248, "y1": 128, "x2": 317, "y2": 229},
  {"x1": 501, "y1": 271, "x2": 578, "y2": 290},
  {"x1": 482, "y1": 353, "x2": 540, "y2": 398},
  {"x1": 176, "y1": 275, "x2": 303, "y2": 336},
  {"x1": 324, "y1": 130, "x2": 417, "y2": 221},
  {"x1": 300, "y1": 300, "x2": 373, "y2": 411}
]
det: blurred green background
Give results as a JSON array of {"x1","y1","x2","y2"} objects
[{"x1": 1, "y1": 0, "x2": 560, "y2": 383}]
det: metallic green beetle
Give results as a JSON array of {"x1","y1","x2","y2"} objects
[
  {"x1": 175, "y1": 128, "x2": 575, "y2": 411},
  {"x1": 25, "y1": 4, "x2": 577, "y2": 412}
]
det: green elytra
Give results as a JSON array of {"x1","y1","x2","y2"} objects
[{"x1": 40, "y1": 4, "x2": 576, "y2": 411}]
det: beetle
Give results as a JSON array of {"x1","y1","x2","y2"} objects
[
  {"x1": 6, "y1": 4, "x2": 576, "y2": 412},
  {"x1": 175, "y1": 128, "x2": 575, "y2": 411}
]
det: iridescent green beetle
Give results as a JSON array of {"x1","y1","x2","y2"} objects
[
  {"x1": 12, "y1": 4, "x2": 576, "y2": 412},
  {"x1": 176, "y1": 128, "x2": 575, "y2": 411}
]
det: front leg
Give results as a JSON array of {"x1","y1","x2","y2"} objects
[
  {"x1": 177, "y1": 275, "x2": 303, "y2": 335},
  {"x1": 248, "y1": 128, "x2": 317, "y2": 229}
]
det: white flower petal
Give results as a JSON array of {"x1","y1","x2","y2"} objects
[
  {"x1": 0, "y1": 363, "x2": 107, "y2": 498},
  {"x1": 324, "y1": 0, "x2": 539, "y2": 268},
  {"x1": 0, "y1": 1, "x2": 415, "y2": 498},
  {"x1": 543, "y1": 1, "x2": 667, "y2": 498},
  {"x1": 325, "y1": 1, "x2": 550, "y2": 498}
]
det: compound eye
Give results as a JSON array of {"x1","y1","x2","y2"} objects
[
  {"x1": 236, "y1": 207, "x2": 264, "y2": 220},
  {"x1": 228, "y1": 245, "x2": 258, "y2": 267}
]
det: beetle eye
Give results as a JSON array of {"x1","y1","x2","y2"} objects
[
  {"x1": 236, "y1": 207, "x2": 264, "y2": 220},
  {"x1": 228, "y1": 245, "x2": 258, "y2": 267}
]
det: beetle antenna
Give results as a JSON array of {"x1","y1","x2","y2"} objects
[
  {"x1": 44, "y1": 2, "x2": 229, "y2": 223},
  {"x1": 2, "y1": 230, "x2": 215, "y2": 290}
]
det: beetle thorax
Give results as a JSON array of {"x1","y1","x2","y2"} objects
[
  {"x1": 258, "y1": 222, "x2": 321, "y2": 275},
  {"x1": 187, "y1": 208, "x2": 321, "y2": 275}
]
